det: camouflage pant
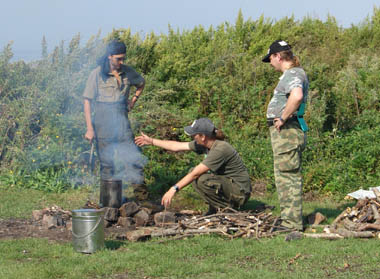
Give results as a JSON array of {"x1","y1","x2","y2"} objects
[
  {"x1": 193, "y1": 173, "x2": 249, "y2": 210},
  {"x1": 270, "y1": 121, "x2": 306, "y2": 231}
]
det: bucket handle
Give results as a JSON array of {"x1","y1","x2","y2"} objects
[{"x1": 72, "y1": 217, "x2": 103, "y2": 239}]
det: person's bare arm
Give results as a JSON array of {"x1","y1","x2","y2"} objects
[
  {"x1": 128, "y1": 82, "x2": 145, "y2": 111},
  {"x1": 161, "y1": 163, "x2": 210, "y2": 208},
  {"x1": 135, "y1": 132, "x2": 190, "y2": 152},
  {"x1": 84, "y1": 98, "x2": 95, "y2": 142}
]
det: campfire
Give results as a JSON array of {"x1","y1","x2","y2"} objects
[{"x1": 30, "y1": 188, "x2": 380, "y2": 242}]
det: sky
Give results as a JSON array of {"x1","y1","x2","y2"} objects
[{"x1": 1, "y1": 0, "x2": 379, "y2": 61}]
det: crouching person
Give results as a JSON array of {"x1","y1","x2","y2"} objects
[{"x1": 135, "y1": 118, "x2": 252, "y2": 214}]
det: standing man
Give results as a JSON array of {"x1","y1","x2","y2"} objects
[
  {"x1": 83, "y1": 40, "x2": 149, "y2": 204},
  {"x1": 262, "y1": 40, "x2": 309, "y2": 231}
]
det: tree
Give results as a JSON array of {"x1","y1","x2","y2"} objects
[{"x1": 41, "y1": 36, "x2": 48, "y2": 59}]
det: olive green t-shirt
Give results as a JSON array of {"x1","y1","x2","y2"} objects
[
  {"x1": 189, "y1": 140, "x2": 251, "y2": 194},
  {"x1": 83, "y1": 64, "x2": 144, "y2": 103}
]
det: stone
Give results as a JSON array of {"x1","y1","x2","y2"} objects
[
  {"x1": 141, "y1": 207, "x2": 153, "y2": 215},
  {"x1": 307, "y1": 212, "x2": 326, "y2": 225},
  {"x1": 119, "y1": 202, "x2": 140, "y2": 217},
  {"x1": 104, "y1": 220, "x2": 113, "y2": 228},
  {"x1": 117, "y1": 217, "x2": 133, "y2": 227},
  {"x1": 103, "y1": 207, "x2": 119, "y2": 222},
  {"x1": 32, "y1": 210, "x2": 44, "y2": 221},
  {"x1": 42, "y1": 215, "x2": 58, "y2": 229},
  {"x1": 66, "y1": 220, "x2": 72, "y2": 231},
  {"x1": 134, "y1": 210, "x2": 150, "y2": 227},
  {"x1": 154, "y1": 211, "x2": 176, "y2": 225},
  {"x1": 138, "y1": 201, "x2": 164, "y2": 214}
]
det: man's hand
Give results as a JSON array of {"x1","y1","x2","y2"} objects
[
  {"x1": 85, "y1": 129, "x2": 95, "y2": 142},
  {"x1": 128, "y1": 100, "x2": 136, "y2": 111},
  {"x1": 161, "y1": 187, "x2": 176, "y2": 208},
  {"x1": 273, "y1": 118, "x2": 285, "y2": 132},
  {"x1": 135, "y1": 132, "x2": 153, "y2": 146}
]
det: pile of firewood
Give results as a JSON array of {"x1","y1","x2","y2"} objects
[
  {"x1": 124, "y1": 208, "x2": 291, "y2": 242},
  {"x1": 305, "y1": 188, "x2": 380, "y2": 240}
]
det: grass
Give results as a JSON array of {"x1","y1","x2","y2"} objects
[{"x1": 0, "y1": 186, "x2": 378, "y2": 279}]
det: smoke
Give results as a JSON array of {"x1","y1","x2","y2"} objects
[{"x1": 102, "y1": 140, "x2": 148, "y2": 185}]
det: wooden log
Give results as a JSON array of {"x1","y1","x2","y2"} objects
[
  {"x1": 354, "y1": 199, "x2": 368, "y2": 210},
  {"x1": 336, "y1": 228, "x2": 374, "y2": 238},
  {"x1": 151, "y1": 227, "x2": 228, "y2": 238},
  {"x1": 179, "y1": 210, "x2": 201, "y2": 215},
  {"x1": 370, "y1": 199, "x2": 380, "y2": 208},
  {"x1": 357, "y1": 206, "x2": 372, "y2": 223},
  {"x1": 372, "y1": 188, "x2": 380, "y2": 203},
  {"x1": 358, "y1": 223, "x2": 380, "y2": 231},
  {"x1": 370, "y1": 204, "x2": 380, "y2": 223},
  {"x1": 303, "y1": 233, "x2": 343, "y2": 240},
  {"x1": 126, "y1": 228, "x2": 153, "y2": 242},
  {"x1": 343, "y1": 219, "x2": 358, "y2": 231},
  {"x1": 332, "y1": 210, "x2": 348, "y2": 225},
  {"x1": 154, "y1": 211, "x2": 176, "y2": 225}
]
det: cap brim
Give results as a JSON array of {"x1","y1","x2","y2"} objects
[
  {"x1": 184, "y1": 126, "x2": 196, "y2": 136},
  {"x1": 262, "y1": 54, "x2": 271, "y2": 63}
]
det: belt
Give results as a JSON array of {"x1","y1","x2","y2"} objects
[{"x1": 267, "y1": 116, "x2": 299, "y2": 127}]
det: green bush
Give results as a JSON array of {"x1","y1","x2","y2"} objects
[{"x1": 1, "y1": 9, "x2": 379, "y2": 195}]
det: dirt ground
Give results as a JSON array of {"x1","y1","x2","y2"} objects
[{"x1": 0, "y1": 218, "x2": 131, "y2": 243}]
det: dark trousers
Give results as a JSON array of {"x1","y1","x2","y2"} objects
[
  {"x1": 193, "y1": 173, "x2": 249, "y2": 210},
  {"x1": 96, "y1": 139, "x2": 145, "y2": 184}
]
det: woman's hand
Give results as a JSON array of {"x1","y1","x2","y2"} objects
[
  {"x1": 135, "y1": 132, "x2": 153, "y2": 147},
  {"x1": 161, "y1": 187, "x2": 176, "y2": 208}
]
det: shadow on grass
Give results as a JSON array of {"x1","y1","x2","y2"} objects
[
  {"x1": 310, "y1": 201, "x2": 356, "y2": 220},
  {"x1": 242, "y1": 199, "x2": 275, "y2": 211},
  {"x1": 105, "y1": 240, "x2": 125, "y2": 250}
]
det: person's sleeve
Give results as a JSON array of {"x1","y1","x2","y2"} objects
[
  {"x1": 285, "y1": 71, "x2": 304, "y2": 93},
  {"x1": 127, "y1": 66, "x2": 145, "y2": 87},
  {"x1": 202, "y1": 148, "x2": 225, "y2": 172},
  {"x1": 83, "y1": 70, "x2": 97, "y2": 100}
]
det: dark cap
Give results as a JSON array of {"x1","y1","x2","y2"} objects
[
  {"x1": 184, "y1": 118, "x2": 215, "y2": 137},
  {"x1": 262, "y1": 40, "x2": 291, "y2": 63},
  {"x1": 106, "y1": 40, "x2": 126, "y2": 56}
]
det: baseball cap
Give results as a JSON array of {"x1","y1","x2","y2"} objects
[
  {"x1": 262, "y1": 40, "x2": 291, "y2": 63},
  {"x1": 184, "y1": 118, "x2": 215, "y2": 136}
]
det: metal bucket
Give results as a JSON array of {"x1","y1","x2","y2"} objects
[
  {"x1": 100, "y1": 179, "x2": 122, "y2": 208},
  {"x1": 72, "y1": 209, "x2": 104, "y2": 253}
]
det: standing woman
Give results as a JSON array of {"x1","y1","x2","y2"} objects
[
  {"x1": 262, "y1": 40, "x2": 309, "y2": 231},
  {"x1": 135, "y1": 118, "x2": 252, "y2": 214},
  {"x1": 83, "y1": 40, "x2": 149, "y2": 204}
]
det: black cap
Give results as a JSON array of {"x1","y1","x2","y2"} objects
[
  {"x1": 106, "y1": 40, "x2": 126, "y2": 56},
  {"x1": 262, "y1": 40, "x2": 291, "y2": 63},
  {"x1": 184, "y1": 118, "x2": 215, "y2": 137}
]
